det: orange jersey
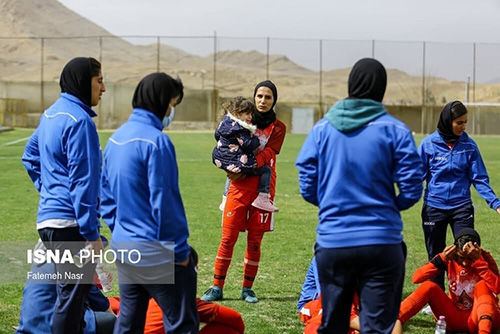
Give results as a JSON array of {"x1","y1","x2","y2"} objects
[{"x1": 412, "y1": 250, "x2": 500, "y2": 311}]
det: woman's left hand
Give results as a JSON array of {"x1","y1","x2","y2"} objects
[
  {"x1": 463, "y1": 241, "x2": 481, "y2": 262},
  {"x1": 496, "y1": 207, "x2": 500, "y2": 215}
]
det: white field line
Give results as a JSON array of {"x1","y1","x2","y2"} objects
[{"x1": 0, "y1": 136, "x2": 30, "y2": 147}]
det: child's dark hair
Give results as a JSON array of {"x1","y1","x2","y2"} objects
[
  {"x1": 219, "y1": 96, "x2": 257, "y2": 120},
  {"x1": 454, "y1": 227, "x2": 481, "y2": 249}
]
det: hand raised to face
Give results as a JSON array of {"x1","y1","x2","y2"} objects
[
  {"x1": 443, "y1": 244, "x2": 457, "y2": 261},
  {"x1": 461, "y1": 241, "x2": 481, "y2": 262}
]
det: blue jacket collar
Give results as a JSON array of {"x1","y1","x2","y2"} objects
[
  {"x1": 129, "y1": 108, "x2": 163, "y2": 130},
  {"x1": 60, "y1": 92, "x2": 97, "y2": 118},
  {"x1": 431, "y1": 130, "x2": 468, "y2": 144}
]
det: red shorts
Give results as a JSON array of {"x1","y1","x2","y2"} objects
[{"x1": 223, "y1": 184, "x2": 275, "y2": 232}]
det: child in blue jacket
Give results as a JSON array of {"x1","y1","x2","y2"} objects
[
  {"x1": 419, "y1": 100, "x2": 500, "y2": 290},
  {"x1": 212, "y1": 96, "x2": 278, "y2": 212}
]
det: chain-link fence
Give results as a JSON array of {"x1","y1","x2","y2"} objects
[{"x1": 1, "y1": 34, "x2": 500, "y2": 133}]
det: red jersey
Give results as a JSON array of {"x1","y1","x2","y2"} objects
[{"x1": 412, "y1": 250, "x2": 500, "y2": 311}]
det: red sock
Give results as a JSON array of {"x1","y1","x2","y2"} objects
[
  {"x1": 242, "y1": 229, "x2": 264, "y2": 288},
  {"x1": 213, "y1": 227, "x2": 240, "y2": 288}
]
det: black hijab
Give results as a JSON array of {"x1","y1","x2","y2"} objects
[
  {"x1": 253, "y1": 80, "x2": 278, "y2": 129},
  {"x1": 437, "y1": 101, "x2": 467, "y2": 143},
  {"x1": 132, "y1": 73, "x2": 183, "y2": 121},
  {"x1": 348, "y1": 58, "x2": 387, "y2": 102},
  {"x1": 59, "y1": 57, "x2": 93, "y2": 107},
  {"x1": 454, "y1": 227, "x2": 481, "y2": 247}
]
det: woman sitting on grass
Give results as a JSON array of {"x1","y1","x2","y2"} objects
[{"x1": 396, "y1": 228, "x2": 500, "y2": 333}]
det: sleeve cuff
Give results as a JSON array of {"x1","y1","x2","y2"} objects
[
  {"x1": 175, "y1": 248, "x2": 190, "y2": 264},
  {"x1": 430, "y1": 254, "x2": 447, "y2": 271}
]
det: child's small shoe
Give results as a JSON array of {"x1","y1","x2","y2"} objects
[
  {"x1": 251, "y1": 192, "x2": 279, "y2": 212},
  {"x1": 219, "y1": 195, "x2": 227, "y2": 211}
]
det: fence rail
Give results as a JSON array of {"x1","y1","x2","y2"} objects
[{"x1": 1, "y1": 35, "x2": 500, "y2": 133}]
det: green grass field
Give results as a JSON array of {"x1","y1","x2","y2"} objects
[{"x1": 0, "y1": 128, "x2": 499, "y2": 333}]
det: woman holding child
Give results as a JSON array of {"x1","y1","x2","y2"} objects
[{"x1": 201, "y1": 80, "x2": 286, "y2": 303}]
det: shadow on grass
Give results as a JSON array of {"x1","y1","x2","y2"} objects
[
  {"x1": 222, "y1": 296, "x2": 298, "y2": 302},
  {"x1": 257, "y1": 296, "x2": 299, "y2": 302}
]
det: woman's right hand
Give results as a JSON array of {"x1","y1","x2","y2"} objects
[
  {"x1": 443, "y1": 244, "x2": 457, "y2": 261},
  {"x1": 226, "y1": 171, "x2": 245, "y2": 181}
]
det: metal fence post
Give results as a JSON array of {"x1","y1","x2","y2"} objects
[
  {"x1": 99, "y1": 36, "x2": 103, "y2": 63},
  {"x1": 319, "y1": 39, "x2": 323, "y2": 118},
  {"x1": 472, "y1": 42, "x2": 476, "y2": 103},
  {"x1": 98, "y1": 36, "x2": 103, "y2": 129},
  {"x1": 157, "y1": 36, "x2": 160, "y2": 72},
  {"x1": 421, "y1": 41, "x2": 426, "y2": 134},
  {"x1": 40, "y1": 37, "x2": 44, "y2": 113},
  {"x1": 212, "y1": 31, "x2": 217, "y2": 127},
  {"x1": 266, "y1": 36, "x2": 270, "y2": 80}
]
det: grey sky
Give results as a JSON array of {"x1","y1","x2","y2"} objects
[
  {"x1": 56, "y1": 0, "x2": 500, "y2": 82},
  {"x1": 57, "y1": 0, "x2": 500, "y2": 42}
]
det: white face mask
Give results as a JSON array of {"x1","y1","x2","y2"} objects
[{"x1": 162, "y1": 107, "x2": 175, "y2": 128}]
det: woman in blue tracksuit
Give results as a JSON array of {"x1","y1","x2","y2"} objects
[
  {"x1": 296, "y1": 58, "x2": 423, "y2": 333},
  {"x1": 22, "y1": 57, "x2": 106, "y2": 334},
  {"x1": 419, "y1": 100, "x2": 500, "y2": 289},
  {"x1": 100, "y1": 72, "x2": 198, "y2": 333}
]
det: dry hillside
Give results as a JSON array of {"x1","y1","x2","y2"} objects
[{"x1": 1, "y1": 0, "x2": 500, "y2": 104}]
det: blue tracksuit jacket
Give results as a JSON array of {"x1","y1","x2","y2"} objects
[
  {"x1": 100, "y1": 108, "x2": 190, "y2": 263},
  {"x1": 297, "y1": 257, "x2": 321, "y2": 311},
  {"x1": 296, "y1": 99, "x2": 424, "y2": 248},
  {"x1": 419, "y1": 130, "x2": 500, "y2": 210},
  {"x1": 22, "y1": 93, "x2": 101, "y2": 241}
]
